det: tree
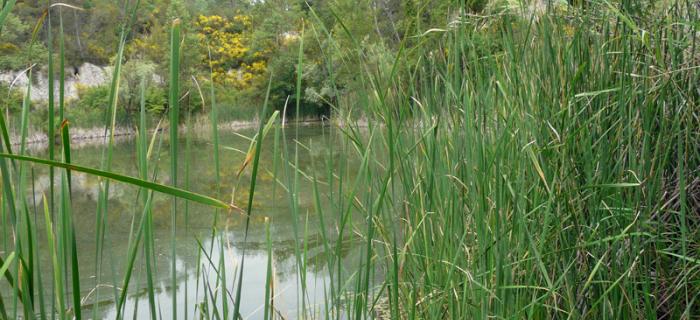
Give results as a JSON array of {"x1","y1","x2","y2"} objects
[{"x1": 0, "y1": 12, "x2": 47, "y2": 70}]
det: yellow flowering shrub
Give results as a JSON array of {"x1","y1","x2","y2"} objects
[{"x1": 195, "y1": 14, "x2": 266, "y2": 88}]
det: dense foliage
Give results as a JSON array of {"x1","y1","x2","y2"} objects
[
  {"x1": 0, "y1": 0, "x2": 426, "y2": 122},
  {"x1": 0, "y1": 1, "x2": 699, "y2": 319}
]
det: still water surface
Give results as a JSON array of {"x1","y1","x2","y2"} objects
[{"x1": 3, "y1": 124, "x2": 364, "y2": 319}]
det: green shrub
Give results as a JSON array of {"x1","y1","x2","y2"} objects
[
  {"x1": 0, "y1": 45, "x2": 49, "y2": 71},
  {"x1": 68, "y1": 82, "x2": 168, "y2": 128},
  {"x1": 144, "y1": 86, "x2": 167, "y2": 114},
  {"x1": 215, "y1": 84, "x2": 258, "y2": 121},
  {"x1": 0, "y1": 83, "x2": 24, "y2": 114},
  {"x1": 68, "y1": 85, "x2": 111, "y2": 127}
]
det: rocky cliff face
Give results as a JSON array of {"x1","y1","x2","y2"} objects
[{"x1": 0, "y1": 63, "x2": 111, "y2": 102}]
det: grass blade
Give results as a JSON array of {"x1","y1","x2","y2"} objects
[{"x1": 0, "y1": 153, "x2": 231, "y2": 209}]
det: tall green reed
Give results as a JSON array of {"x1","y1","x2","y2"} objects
[
  {"x1": 317, "y1": 2, "x2": 700, "y2": 319},
  {"x1": 168, "y1": 17, "x2": 181, "y2": 320},
  {"x1": 1, "y1": 1, "x2": 698, "y2": 319},
  {"x1": 0, "y1": 3, "x2": 232, "y2": 319}
]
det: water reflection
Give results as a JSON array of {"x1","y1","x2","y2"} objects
[
  {"x1": 2, "y1": 124, "x2": 362, "y2": 319},
  {"x1": 99, "y1": 232, "x2": 332, "y2": 319}
]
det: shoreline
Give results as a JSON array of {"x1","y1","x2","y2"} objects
[{"x1": 8, "y1": 118, "x2": 329, "y2": 152}]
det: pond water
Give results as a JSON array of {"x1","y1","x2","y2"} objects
[{"x1": 1, "y1": 124, "x2": 366, "y2": 319}]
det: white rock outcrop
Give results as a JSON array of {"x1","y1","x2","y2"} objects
[{"x1": 0, "y1": 62, "x2": 110, "y2": 102}]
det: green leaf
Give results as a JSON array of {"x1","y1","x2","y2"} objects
[
  {"x1": 575, "y1": 87, "x2": 621, "y2": 98},
  {"x1": 658, "y1": 250, "x2": 700, "y2": 265},
  {"x1": 0, "y1": 153, "x2": 231, "y2": 209},
  {"x1": 585, "y1": 182, "x2": 641, "y2": 188},
  {"x1": 0, "y1": 252, "x2": 15, "y2": 280},
  {"x1": 0, "y1": 0, "x2": 16, "y2": 27}
]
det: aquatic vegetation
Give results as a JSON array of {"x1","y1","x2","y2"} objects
[{"x1": 1, "y1": 1, "x2": 699, "y2": 319}]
